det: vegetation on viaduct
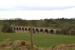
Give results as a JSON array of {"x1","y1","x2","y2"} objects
[{"x1": 0, "y1": 18, "x2": 75, "y2": 35}]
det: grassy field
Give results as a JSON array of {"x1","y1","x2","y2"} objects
[{"x1": 0, "y1": 32, "x2": 75, "y2": 48}]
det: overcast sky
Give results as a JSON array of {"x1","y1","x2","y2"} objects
[{"x1": 0, "y1": 0, "x2": 75, "y2": 20}]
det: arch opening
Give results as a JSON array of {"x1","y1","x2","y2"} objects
[
  {"x1": 22, "y1": 27, "x2": 24, "y2": 31},
  {"x1": 45, "y1": 29, "x2": 48, "y2": 33},
  {"x1": 40, "y1": 29, "x2": 43, "y2": 32},
  {"x1": 50, "y1": 29, "x2": 54, "y2": 34},
  {"x1": 16, "y1": 27, "x2": 18, "y2": 30},
  {"x1": 28, "y1": 28, "x2": 31, "y2": 31},
  {"x1": 32, "y1": 28, "x2": 35, "y2": 33},
  {"x1": 25, "y1": 28, "x2": 27, "y2": 31},
  {"x1": 36, "y1": 28, "x2": 39, "y2": 32},
  {"x1": 19, "y1": 27, "x2": 21, "y2": 30}
]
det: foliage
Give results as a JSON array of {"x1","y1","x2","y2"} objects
[
  {"x1": 0, "y1": 18, "x2": 75, "y2": 34},
  {"x1": 1, "y1": 23, "x2": 13, "y2": 33}
]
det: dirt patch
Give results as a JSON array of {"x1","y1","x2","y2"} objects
[
  {"x1": 50, "y1": 44, "x2": 75, "y2": 50},
  {"x1": 0, "y1": 39, "x2": 39, "y2": 50},
  {"x1": 1, "y1": 39, "x2": 75, "y2": 50}
]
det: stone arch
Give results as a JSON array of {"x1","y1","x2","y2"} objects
[
  {"x1": 32, "y1": 28, "x2": 35, "y2": 33},
  {"x1": 28, "y1": 28, "x2": 31, "y2": 31},
  {"x1": 25, "y1": 28, "x2": 27, "y2": 31},
  {"x1": 45, "y1": 29, "x2": 48, "y2": 33},
  {"x1": 14, "y1": 27, "x2": 18, "y2": 32},
  {"x1": 16, "y1": 27, "x2": 19, "y2": 30},
  {"x1": 22, "y1": 27, "x2": 24, "y2": 31},
  {"x1": 19, "y1": 27, "x2": 21, "y2": 30},
  {"x1": 40, "y1": 29, "x2": 43, "y2": 32},
  {"x1": 50, "y1": 29, "x2": 54, "y2": 34},
  {"x1": 36, "y1": 28, "x2": 39, "y2": 32}
]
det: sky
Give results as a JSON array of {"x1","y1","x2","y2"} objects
[{"x1": 0, "y1": 0, "x2": 75, "y2": 20}]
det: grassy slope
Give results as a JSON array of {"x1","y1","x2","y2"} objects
[{"x1": 0, "y1": 33, "x2": 75, "y2": 48}]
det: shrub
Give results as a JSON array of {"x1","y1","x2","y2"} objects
[{"x1": 1, "y1": 24, "x2": 14, "y2": 33}]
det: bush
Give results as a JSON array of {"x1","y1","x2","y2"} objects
[
  {"x1": 1, "y1": 24, "x2": 14, "y2": 33},
  {"x1": 61, "y1": 26, "x2": 75, "y2": 35}
]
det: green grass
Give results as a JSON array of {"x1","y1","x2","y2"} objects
[{"x1": 0, "y1": 32, "x2": 75, "y2": 48}]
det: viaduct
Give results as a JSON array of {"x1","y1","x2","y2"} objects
[{"x1": 11, "y1": 25, "x2": 61, "y2": 34}]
